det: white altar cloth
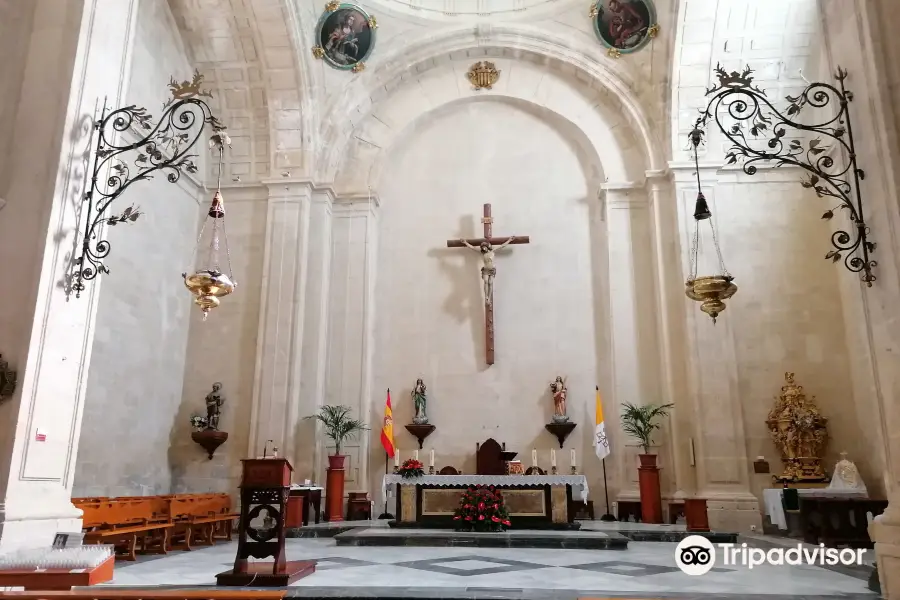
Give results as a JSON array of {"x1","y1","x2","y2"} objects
[
  {"x1": 763, "y1": 487, "x2": 869, "y2": 530},
  {"x1": 382, "y1": 474, "x2": 589, "y2": 504}
]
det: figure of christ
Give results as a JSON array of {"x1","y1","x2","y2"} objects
[{"x1": 458, "y1": 237, "x2": 519, "y2": 305}]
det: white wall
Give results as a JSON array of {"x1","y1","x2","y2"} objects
[{"x1": 73, "y1": 0, "x2": 202, "y2": 497}]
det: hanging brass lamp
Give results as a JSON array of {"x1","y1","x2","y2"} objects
[
  {"x1": 183, "y1": 134, "x2": 236, "y2": 320},
  {"x1": 684, "y1": 123, "x2": 736, "y2": 323}
]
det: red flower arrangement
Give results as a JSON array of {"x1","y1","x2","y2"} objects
[
  {"x1": 452, "y1": 485, "x2": 511, "y2": 532},
  {"x1": 398, "y1": 458, "x2": 425, "y2": 479}
]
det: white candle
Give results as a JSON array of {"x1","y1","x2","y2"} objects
[
  {"x1": 551, "y1": 449, "x2": 557, "y2": 467},
  {"x1": 571, "y1": 449, "x2": 576, "y2": 466},
  {"x1": 430, "y1": 449, "x2": 435, "y2": 467},
  {"x1": 414, "y1": 449, "x2": 419, "y2": 461},
  {"x1": 531, "y1": 448, "x2": 537, "y2": 466},
  {"x1": 394, "y1": 452, "x2": 400, "y2": 468}
]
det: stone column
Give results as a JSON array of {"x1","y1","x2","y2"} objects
[
  {"x1": 671, "y1": 164, "x2": 761, "y2": 531},
  {"x1": 296, "y1": 188, "x2": 334, "y2": 481},
  {"x1": 247, "y1": 182, "x2": 312, "y2": 461},
  {"x1": 325, "y1": 193, "x2": 378, "y2": 493},
  {"x1": 0, "y1": 0, "x2": 141, "y2": 547},
  {"x1": 603, "y1": 183, "x2": 666, "y2": 502}
]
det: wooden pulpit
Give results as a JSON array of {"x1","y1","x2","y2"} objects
[{"x1": 216, "y1": 458, "x2": 315, "y2": 586}]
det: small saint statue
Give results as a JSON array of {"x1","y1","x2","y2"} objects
[
  {"x1": 205, "y1": 382, "x2": 225, "y2": 430},
  {"x1": 550, "y1": 376, "x2": 569, "y2": 423},
  {"x1": 412, "y1": 378, "x2": 429, "y2": 424}
]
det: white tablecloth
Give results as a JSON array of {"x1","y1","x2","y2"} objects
[
  {"x1": 382, "y1": 474, "x2": 589, "y2": 504},
  {"x1": 763, "y1": 487, "x2": 869, "y2": 530}
]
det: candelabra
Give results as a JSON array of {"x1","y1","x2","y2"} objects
[
  {"x1": 71, "y1": 71, "x2": 226, "y2": 297},
  {"x1": 697, "y1": 64, "x2": 874, "y2": 286}
]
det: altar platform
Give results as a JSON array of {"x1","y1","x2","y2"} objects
[
  {"x1": 288, "y1": 519, "x2": 738, "y2": 546},
  {"x1": 333, "y1": 527, "x2": 629, "y2": 549}
]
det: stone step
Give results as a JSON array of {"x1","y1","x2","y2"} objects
[{"x1": 332, "y1": 527, "x2": 630, "y2": 550}]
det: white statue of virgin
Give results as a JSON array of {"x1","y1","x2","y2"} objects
[{"x1": 827, "y1": 451, "x2": 868, "y2": 495}]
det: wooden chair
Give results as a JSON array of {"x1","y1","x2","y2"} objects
[
  {"x1": 524, "y1": 466, "x2": 546, "y2": 475},
  {"x1": 438, "y1": 466, "x2": 459, "y2": 475},
  {"x1": 476, "y1": 438, "x2": 505, "y2": 475}
]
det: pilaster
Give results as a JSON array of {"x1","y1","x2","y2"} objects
[
  {"x1": 0, "y1": 0, "x2": 141, "y2": 547},
  {"x1": 671, "y1": 164, "x2": 761, "y2": 531},
  {"x1": 324, "y1": 192, "x2": 379, "y2": 492},
  {"x1": 603, "y1": 182, "x2": 666, "y2": 501},
  {"x1": 296, "y1": 189, "x2": 334, "y2": 482},
  {"x1": 248, "y1": 181, "x2": 312, "y2": 461},
  {"x1": 646, "y1": 170, "x2": 695, "y2": 500}
]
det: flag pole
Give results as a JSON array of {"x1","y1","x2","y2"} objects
[
  {"x1": 600, "y1": 458, "x2": 616, "y2": 521},
  {"x1": 377, "y1": 450, "x2": 394, "y2": 520},
  {"x1": 377, "y1": 388, "x2": 395, "y2": 520}
]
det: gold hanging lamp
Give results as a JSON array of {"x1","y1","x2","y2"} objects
[
  {"x1": 183, "y1": 134, "x2": 236, "y2": 320},
  {"x1": 684, "y1": 123, "x2": 737, "y2": 323}
]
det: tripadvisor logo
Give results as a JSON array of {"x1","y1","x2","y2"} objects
[{"x1": 675, "y1": 535, "x2": 866, "y2": 576}]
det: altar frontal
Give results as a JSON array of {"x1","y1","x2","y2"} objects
[{"x1": 383, "y1": 439, "x2": 588, "y2": 529}]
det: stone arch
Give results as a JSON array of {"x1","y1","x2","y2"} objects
[{"x1": 315, "y1": 23, "x2": 663, "y2": 188}]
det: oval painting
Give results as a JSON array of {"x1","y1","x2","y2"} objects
[
  {"x1": 592, "y1": 0, "x2": 658, "y2": 54},
  {"x1": 315, "y1": 3, "x2": 375, "y2": 70}
]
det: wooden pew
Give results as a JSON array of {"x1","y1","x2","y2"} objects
[
  {"x1": 799, "y1": 497, "x2": 889, "y2": 548},
  {"x1": 80, "y1": 499, "x2": 174, "y2": 561},
  {"x1": 167, "y1": 494, "x2": 238, "y2": 550}
]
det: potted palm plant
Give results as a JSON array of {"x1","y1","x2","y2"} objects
[
  {"x1": 305, "y1": 405, "x2": 368, "y2": 469},
  {"x1": 620, "y1": 402, "x2": 673, "y2": 524},
  {"x1": 305, "y1": 405, "x2": 368, "y2": 522}
]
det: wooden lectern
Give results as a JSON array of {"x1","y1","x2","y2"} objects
[{"x1": 216, "y1": 458, "x2": 315, "y2": 586}]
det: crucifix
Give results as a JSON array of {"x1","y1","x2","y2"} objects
[{"x1": 446, "y1": 203, "x2": 530, "y2": 366}]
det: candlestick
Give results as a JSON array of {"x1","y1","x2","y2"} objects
[
  {"x1": 531, "y1": 448, "x2": 537, "y2": 466},
  {"x1": 570, "y1": 449, "x2": 576, "y2": 466},
  {"x1": 551, "y1": 449, "x2": 557, "y2": 467},
  {"x1": 430, "y1": 449, "x2": 435, "y2": 467},
  {"x1": 415, "y1": 450, "x2": 419, "y2": 461},
  {"x1": 395, "y1": 452, "x2": 400, "y2": 468}
]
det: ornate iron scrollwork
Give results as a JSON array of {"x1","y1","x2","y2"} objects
[
  {"x1": 697, "y1": 65, "x2": 875, "y2": 286},
  {"x1": 72, "y1": 70, "x2": 226, "y2": 297}
]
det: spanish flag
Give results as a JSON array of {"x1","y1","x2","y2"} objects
[
  {"x1": 594, "y1": 386, "x2": 611, "y2": 460},
  {"x1": 380, "y1": 389, "x2": 395, "y2": 458}
]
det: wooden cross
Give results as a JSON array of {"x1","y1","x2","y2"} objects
[{"x1": 446, "y1": 204, "x2": 530, "y2": 366}]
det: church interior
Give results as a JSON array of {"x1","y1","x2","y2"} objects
[{"x1": 0, "y1": 0, "x2": 899, "y2": 597}]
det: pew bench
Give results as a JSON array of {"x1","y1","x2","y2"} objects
[
  {"x1": 75, "y1": 493, "x2": 237, "y2": 559},
  {"x1": 80, "y1": 500, "x2": 173, "y2": 561},
  {"x1": 799, "y1": 497, "x2": 889, "y2": 548}
]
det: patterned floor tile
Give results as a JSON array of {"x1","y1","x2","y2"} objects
[{"x1": 396, "y1": 554, "x2": 548, "y2": 576}]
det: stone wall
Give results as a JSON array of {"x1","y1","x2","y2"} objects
[{"x1": 72, "y1": 0, "x2": 202, "y2": 497}]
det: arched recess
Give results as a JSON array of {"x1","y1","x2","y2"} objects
[{"x1": 314, "y1": 23, "x2": 663, "y2": 187}]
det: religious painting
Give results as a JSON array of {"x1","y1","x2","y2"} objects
[
  {"x1": 590, "y1": 0, "x2": 659, "y2": 57},
  {"x1": 312, "y1": 2, "x2": 377, "y2": 73}
]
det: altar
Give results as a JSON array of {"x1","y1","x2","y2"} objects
[{"x1": 382, "y1": 474, "x2": 589, "y2": 528}]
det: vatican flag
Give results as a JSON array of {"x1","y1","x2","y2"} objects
[{"x1": 594, "y1": 386, "x2": 611, "y2": 460}]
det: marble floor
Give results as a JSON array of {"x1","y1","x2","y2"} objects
[{"x1": 102, "y1": 536, "x2": 877, "y2": 599}]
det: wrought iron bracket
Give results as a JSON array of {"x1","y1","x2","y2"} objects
[
  {"x1": 71, "y1": 70, "x2": 226, "y2": 297},
  {"x1": 697, "y1": 64, "x2": 875, "y2": 286}
]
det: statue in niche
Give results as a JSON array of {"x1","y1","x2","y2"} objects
[
  {"x1": 205, "y1": 382, "x2": 225, "y2": 430},
  {"x1": 550, "y1": 376, "x2": 569, "y2": 423},
  {"x1": 412, "y1": 378, "x2": 429, "y2": 424}
]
